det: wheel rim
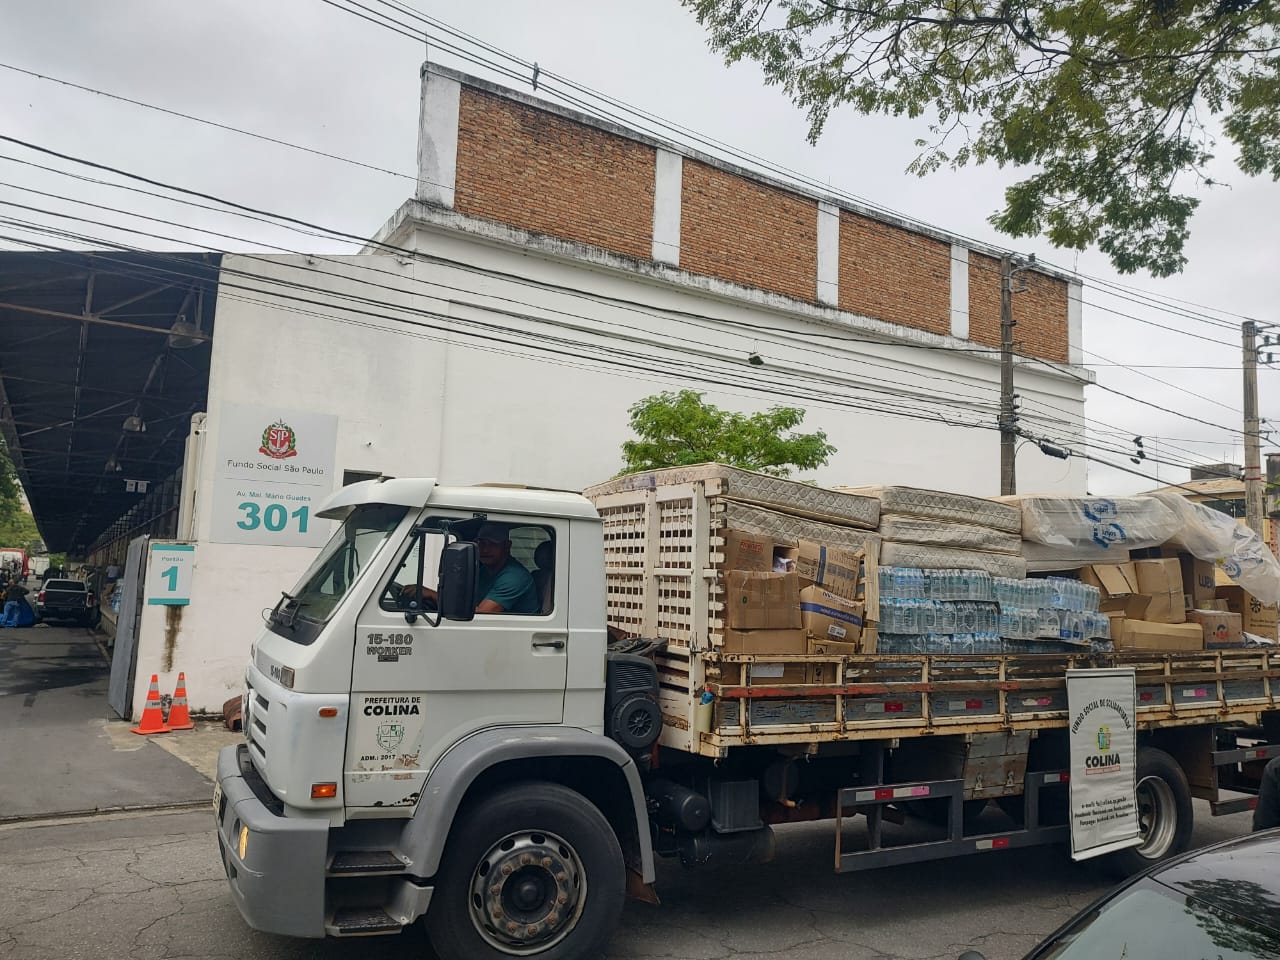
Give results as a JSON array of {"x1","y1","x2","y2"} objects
[
  {"x1": 1134, "y1": 775, "x2": 1178, "y2": 859},
  {"x1": 468, "y1": 829, "x2": 586, "y2": 955}
]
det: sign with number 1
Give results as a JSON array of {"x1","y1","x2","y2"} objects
[{"x1": 146, "y1": 543, "x2": 195, "y2": 606}]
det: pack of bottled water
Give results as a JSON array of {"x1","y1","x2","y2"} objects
[
  {"x1": 878, "y1": 599, "x2": 1000, "y2": 635},
  {"x1": 877, "y1": 568, "x2": 1110, "y2": 652},
  {"x1": 877, "y1": 632, "x2": 1020, "y2": 655},
  {"x1": 1045, "y1": 577, "x2": 1101, "y2": 613},
  {"x1": 878, "y1": 567, "x2": 994, "y2": 602}
]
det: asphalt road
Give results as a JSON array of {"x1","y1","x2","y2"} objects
[
  {"x1": 0, "y1": 624, "x2": 212, "y2": 820},
  {"x1": 0, "y1": 803, "x2": 1254, "y2": 960}
]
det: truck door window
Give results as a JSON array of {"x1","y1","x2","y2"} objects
[{"x1": 380, "y1": 522, "x2": 555, "y2": 616}]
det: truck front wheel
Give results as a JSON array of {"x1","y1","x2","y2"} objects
[{"x1": 427, "y1": 781, "x2": 625, "y2": 960}]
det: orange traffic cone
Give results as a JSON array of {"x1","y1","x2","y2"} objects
[
  {"x1": 131, "y1": 674, "x2": 171, "y2": 735},
  {"x1": 166, "y1": 672, "x2": 195, "y2": 731}
]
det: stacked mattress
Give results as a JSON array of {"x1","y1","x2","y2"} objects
[{"x1": 840, "y1": 485, "x2": 1026, "y2": 578}]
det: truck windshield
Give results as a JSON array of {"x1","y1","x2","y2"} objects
[{"x1": 268, "y1": 503, "x2": 408, "y2": 642}]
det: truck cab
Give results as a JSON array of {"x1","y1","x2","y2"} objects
[{"x1": 214, "y1": 477, "x2": 654, "y2": 959}]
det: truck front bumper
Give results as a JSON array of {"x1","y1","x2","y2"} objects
[{"x1": 214, "y1": 744, "x2": 330, "y2": 938}]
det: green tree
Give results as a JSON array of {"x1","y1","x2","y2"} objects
[
  {"x1": 683, "y1": 0, "x2": 1280, "y2": 276},
  {"x1": 621, "y1": 390, "x2": 836, "y2": 477},
  {"x1": 0, "y1": 441, "x2": 25, "y2": 534}
]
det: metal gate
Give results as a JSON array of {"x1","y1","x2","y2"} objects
[{"x1": 107, "y1": 535, "x2": 149, "y2": 719}]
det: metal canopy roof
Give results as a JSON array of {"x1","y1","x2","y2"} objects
[{"x1": 0, "y1": 250, "x2": 221, "y2": 553}]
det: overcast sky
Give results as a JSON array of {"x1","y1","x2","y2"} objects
[{"x1": 1, "y1": 0, "x2": 1273, "y2": 496}]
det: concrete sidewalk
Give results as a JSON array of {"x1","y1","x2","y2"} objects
[{"x1": 0, "y1": 625, "x2": 233, "y2": 820}]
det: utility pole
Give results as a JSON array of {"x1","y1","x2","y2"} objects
[
  {"x1": 1244, "y1": 320, "x2": 1265, "y2": 537},
  {"x1": 999, "y1": 256, "x2": 1017, "y2": 496}
]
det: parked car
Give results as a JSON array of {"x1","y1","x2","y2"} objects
[
  {"x1": 37, "y1": 579, "x2": 99, "y2": 626},
  {"x1": 961, "y1": 829, "x2": 1280, "y2": 960}
]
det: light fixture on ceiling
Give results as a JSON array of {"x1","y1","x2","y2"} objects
[
  {"x1": 122, "y1": 415, "x2": 147, "y2": 433},
  {"x1": 167, "y1": 314, "x2": 204, "y2": 349},
  {"x1": 105, "y1": 456, "x2": 122, "y2": 473}
]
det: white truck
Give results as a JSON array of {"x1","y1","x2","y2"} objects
[{"x1": 214, "y1": 476, "x2": 1279, "y2": 959}]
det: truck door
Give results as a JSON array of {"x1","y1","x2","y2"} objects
[{"x1": 345, "y1": 517, "x2": 568, "y2": 808}]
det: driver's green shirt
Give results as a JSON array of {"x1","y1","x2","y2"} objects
[{"x1": 479, "y1": 558, "x2": 540, "y2": 614}]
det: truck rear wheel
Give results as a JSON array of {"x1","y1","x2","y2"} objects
[
  {"x1": 1105, "y1": 746, "x2": 1193, "y2": 876},
  {"x1": 426, "y1": 781, "x2": 625, "y2": 960}
]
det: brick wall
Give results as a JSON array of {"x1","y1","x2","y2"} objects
[
  {"x1": 969, "y1": 253, "x2": 1069, "y2": 364},
  {"x1": 448, "y1": 81, "x2": 1072, "y2": 364},
  {"x1": 839, "y1": 212, "x2": 950, "y2": 335},
  {"x1": 679, "y1": 160, "x2": 817, "y2": 303},
  {"x1": 453, "y1": 87, "x2": 655, "y2": 262}
]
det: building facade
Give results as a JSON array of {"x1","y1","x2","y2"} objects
[{"x1": 126, "y1": 63, "x2": 1094, "y2": 717}]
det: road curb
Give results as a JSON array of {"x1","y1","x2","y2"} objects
[{"x1": 0, "y1": 799, "x2": 209, "y2": 829}]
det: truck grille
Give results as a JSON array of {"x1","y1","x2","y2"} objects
[{"x1": 245, "y1": 680, "x2": 269, "y2": 760}]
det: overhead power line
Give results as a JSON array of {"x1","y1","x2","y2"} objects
[{"x1": 0, "y1": 52, "x2": 1251, "y2": 354}]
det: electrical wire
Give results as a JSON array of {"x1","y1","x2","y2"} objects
[
  {"x1": 2, "y1": 134, "x2": 1255, "y2": 452},
  {"x1": 0, "y1": 55, "x2": 1250, "y2": 358}
]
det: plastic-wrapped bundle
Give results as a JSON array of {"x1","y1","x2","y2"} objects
[
  {"x1": 879, "y1": 567, "x2": 994, "y2": 601},
  {"x1": 1010, "y1": 495, "x2": 1179, "y2": 551},
  {"x1": 1155, "y1": 493, "x2": 1280, "y2": 604}
]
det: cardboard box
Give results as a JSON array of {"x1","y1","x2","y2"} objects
[
  {"x1": 1100, "y1": 594, "x2": 1152, "y2": 619},
  {"x1": 1179, "y1": 554, "x2": 1216, "y2": 610},
  {"x1": 792, "y1": 542, "x2": 863, "y2": 601},
  {"x1": 1111, "y1": 618, "x2": 1203, "y2": 651},
  {"x1": 805, "y1": 637, "x2": 863, "y2": 684},
  {"x1": 1080, "y1": 562, "x2": 1140, "y2": 597},
  {"x1": 1134, "y1": 559, "x2": 1186, "y2": 624},
  {"x1": 1082, "y1": 562, "x2": 1154, "y2": 619},
  {"x1": 1188, "y1": 609, "x2": 1243, "y2": 649},
  {"x1": 721, "y1": 529, "x2": 774, "y2": 573},
  {"x1": 743, "y1": 661, "x2": 808, "y2": 684},
  {"x1": 799, "y1": 586, "x2": 865, "y2": 643},
  {"x1": 861, "y1": 624, "x2": 878, "y2": 655},
  {"x1": 725, "y1": 571, "x2": 802, "y2": 630},
  {"x1": 1216, "y1": 576, "x2": 1280, "y2": 640},
  {"x1": 719, "y1": 627, "x2": 807, "y2": 656}
]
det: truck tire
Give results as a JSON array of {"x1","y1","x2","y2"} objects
[
  {"x1": 1105, "y1": 746, "x2": 1193, "y2": 876},
  {"x1": 426, "y1": 781, "x2": 626, "y2": 960}
]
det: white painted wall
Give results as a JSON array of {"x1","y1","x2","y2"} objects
[{"x1": 130, "y1": 229, "x2": 1088, "y2": 717}]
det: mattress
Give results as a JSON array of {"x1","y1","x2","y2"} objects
[
  {"x1": 721, "y1": 500, "x2": 881, "y2": 557},
  {"x1": 1023, "y1": 541, "x2": 1131, "y2": 573},
  {"x1": 586, "y1": 463, "x2": 880, "y2": 529},
  {"x1": 877, "y1": 516, "x2": 1021, "y2": 555},
  {"x1": 878, "y1": 541, "x2": 1027, "y2": 578},
  {"x1": 840, "y1": 485, "x2": 1021, "y2": 533},
  {"x1": 1007, "y1": 495, "x2": 1178, "y2": 551}
]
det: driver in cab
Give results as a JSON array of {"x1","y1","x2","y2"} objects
[{"x1": 402, "y1": 522, "x2": 541, "y2": 615}]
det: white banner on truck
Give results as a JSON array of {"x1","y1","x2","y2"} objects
[{"x1": 1066, "y1": 667, "x2": 1141, "y2": 860}]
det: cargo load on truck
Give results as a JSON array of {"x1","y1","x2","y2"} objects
[{"x1": 584, "y1": 465, "x2": 1280, "y2": 757}]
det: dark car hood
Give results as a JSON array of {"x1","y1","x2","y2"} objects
[{"x1": 1152, "y1": 830, "x2": 1280, "y2": 934}]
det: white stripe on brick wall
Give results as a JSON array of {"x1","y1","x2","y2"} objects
[
  {"x1": 950, "y1": 244, "x2": 970, "y2": 339},
  {"x1": 652, "y1": 149, "x2": 683, "y2": 265},
  {"x1": 817, "y1": 202, "x2": 840, "y2": 306},
  {"x1": 418, "y1": 68, "x2": 461, "y2": 208},
  {"x1": 1068, "y1": 281, "x2": 1084, "y2": 366}
]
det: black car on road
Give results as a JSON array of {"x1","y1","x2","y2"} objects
[
  {"x1": 37, "y1": 578, "x2": 100, "y2": 626},
  {"x1": 965, "y1": 829, "x2": 1280, "y2": 960}
]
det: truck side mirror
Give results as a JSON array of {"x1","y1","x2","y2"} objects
[{"x1": 438, "y1": 541, "x2": 477, "y2": 622}]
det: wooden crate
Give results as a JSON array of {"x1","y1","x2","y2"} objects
[{"x1": 588, "y1": 477, "x2": 881, "y2": 754}]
